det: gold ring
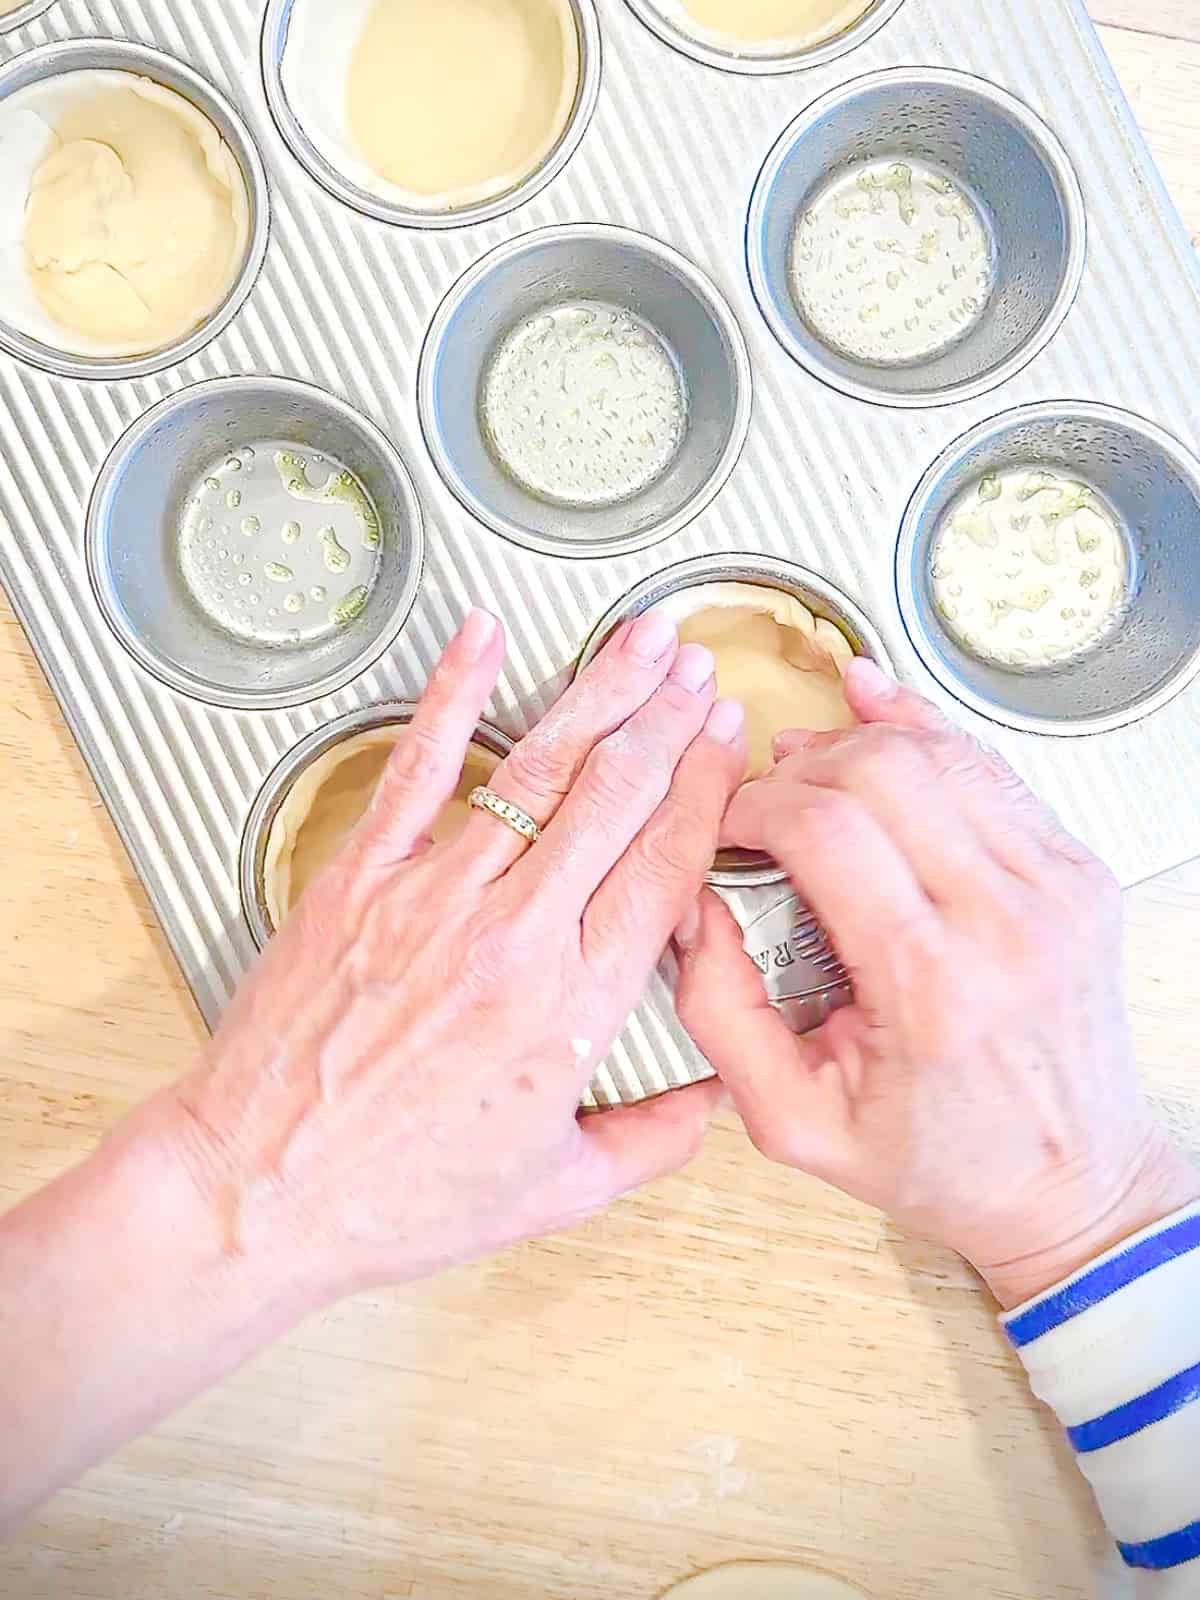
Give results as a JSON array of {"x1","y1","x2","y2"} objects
[{"x1": 468, "y1": 786, "x2": 541, "y2": 844}]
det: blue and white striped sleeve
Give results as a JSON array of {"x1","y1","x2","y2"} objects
[{"x1": 1002, "y1": 1202, "x2": 1200, "y2": 1594}]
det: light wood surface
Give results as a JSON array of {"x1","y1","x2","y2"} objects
[{"x1": 2, "y1": 7, "x2": 1198, "y2": 1598}]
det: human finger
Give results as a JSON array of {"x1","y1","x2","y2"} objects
[
  {"x1": 771, "y1": 728, "x2": 1012, "y2": 911},
  {"x1": 523, "y1": 644, "x2": 719, "y2": 914},
  {"x1": 452, "y1": 611, "x2": 680, "y2": 880},
  {"x1": 673, "y1": 891, "x2": 853, "y2": 1171},
  {"x1": 579, "y1": 698, "x2": 746, "y2": 981},
  {"x1": 555, "y1": 1079, "x2": 728, "y2": 1220},
  {"x1": 720, "y1": 775, "x2": 940, "y2": 998},
  {"x1": 843, "y1": 659, "x2": 1095, "y2": 880},
  {"x1": 355, "y1": 608, "x2": 506, "y2": 866}
]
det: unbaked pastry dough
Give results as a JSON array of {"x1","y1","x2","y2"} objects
[
  {"x1": 264, "y1": 729, "x2": 501, "y2": 929},
  {"x1": 660, "y1": 583, "x2": 856, "y2": 778},
  {"x1": 678, "y1": 0, "x2": 875, "y2": 46},
  {"x1": 24, "y1": 77, "x2": 248, "y2": 353},
  {"x1": 660, "y1": 1563, "x2": 870, "y2": 1600},
  {"x1": 347, "y1": 0, "x2": 579, "y2": 206}
]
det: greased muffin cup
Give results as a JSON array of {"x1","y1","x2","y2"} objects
[
  {"x1": 86, "y1": 377, "x2": 425, "y2": 711},
  {"x1": 748, "y1": 68, "x2": 1085, "y2": 408},
  {"x1": 897, "y1": 402, "x2": 1200, "y2": 737},
  {"x1": 419, "y1": 224, "x2": 752, "y2": 559}
]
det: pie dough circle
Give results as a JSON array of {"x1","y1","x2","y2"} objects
[
  {"x1": 662, "y1": 0, "x2": 876, "y2": 50},
  {"x1": 263, "y1": 728, "x2": 501, "y2": 929},
  {"x1": 282, "y1": 0, "x2": 580, "y2": 213},
  {"x1": 652, "y1": 581, "x2": 857, "y2": 778},
  {"x1": 0, "y1": 71, "x2": 249, "y2": 357},
  {"x1": 661, "y1": 1564, "x2": 870, "y2": 1600}
]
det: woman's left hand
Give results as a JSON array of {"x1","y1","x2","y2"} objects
[{"x1": 171, "y1": 608, "x2": 746, "y2": 1303}]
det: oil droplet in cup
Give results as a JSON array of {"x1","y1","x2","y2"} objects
[
  {"x1": 226, "y1": 488, "x2": 242, "y2": 510},
  {"x1": 264, "y1": 562, "x2": 294, "y2": 584},
  {"x1": 319, "y1": 526, "x2": 352, "y2": 574},
  {"x1": 282, "y1": 520, "x2": 302, "y2": 544},
  {"x1": 284, "y1": 591, "x2": 305, "y2": 614},
  {"x1": 241, "y1": 515, "x2": 261, "y2": 537},
  {"x1": 331, "y1": 585, "x2": 369, "y2": 626}
]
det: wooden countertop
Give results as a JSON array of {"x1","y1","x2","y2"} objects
[{"x1": 2, "y1": 6, "x2": 1198, "y2": 1597}]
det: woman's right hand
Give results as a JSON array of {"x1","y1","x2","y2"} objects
[{"x1": 675, "y1": 661, "x2": 1199, "y2": 1309}]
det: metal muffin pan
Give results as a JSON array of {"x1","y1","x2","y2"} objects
[
  {"x1": 578, "y1": 552, "x2": 893, "y2": 889},
  {"x1": 240, "y1": 705, "x2": 513, "y2": 947},
  {"x1": 2, "y1": 0, "x2": 1200, "y2": 1108},
  {"x1": 0, "y1": 37, "x2": 270, "y2": 380},
  {"x1": 418, "y1": 224, "x2": 753, "y2": 559},
  {"x1": 0, "y1": 1, "x2": 57, "y2": 35}
]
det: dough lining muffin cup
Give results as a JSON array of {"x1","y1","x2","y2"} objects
[{"x1": 0, "y1": 39, "x2": 269, "y2": 380}]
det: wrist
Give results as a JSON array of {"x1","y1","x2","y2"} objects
[
  {"x1": 975, "y1": 1133, "x2": 1200, "y2": 1311},
  {"x1": 154, "y1": 1073, "x2": 331, "y2": 1332}
]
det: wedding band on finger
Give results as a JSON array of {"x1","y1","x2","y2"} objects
[{"x1": 467, "y1": 786, "x2": 541, "y2": 846}]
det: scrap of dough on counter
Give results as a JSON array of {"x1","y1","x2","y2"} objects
[
  {"x1": 264, "y1": 730, "x2": 501, "y2": 930},
  {"x1": 282, "y1": 0, "x2": 580, "y2": 211},
  {"x1": 660, "y1": 1563, "x2": 870, "y2": 1599},
  {"x1": 667, "y1": 0, "x2": 876, "y2": 47},
  {"x1": 0, "y1": 72, "x2": 248, "y2": 356},
  {"x1": 653, "y1": 582, "x2": 857, "y2": 778}
]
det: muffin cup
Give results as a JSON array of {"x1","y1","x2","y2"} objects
[
  {"x1": 0, "y1": 39, "x2": 269, "y2": 380},
  {"x1": 240, "y1": 705, "x2": 513, "y2": 946},
  {"x1": 418, "y1": 224, "x2": 752, "y2": 560},
  {"x1": 622, "y1": 0, "x2": 907, "y2": 75},
  {"x1": 261, "y1": 0, "x2": 601, "y2": 229},
  {"x1": 748, "y1": 67, "x2": 1085, "y2": 407},
  {"x1": 897, "y1": 402, "x2": 1200, "y2": 736},
  {"x1": 86, "y1": 376, "x2": 425, "y2": 711},
  {"x1": 577, "y1": 552, "x2": 893, "y2": 887}
]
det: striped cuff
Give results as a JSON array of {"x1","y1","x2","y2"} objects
[{"x1": 1002, "y1": 1202, "x2": 1200, "y2": 1576}]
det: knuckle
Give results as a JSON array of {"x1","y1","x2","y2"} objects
[
  {"x1": 589, "y1": 732, "x2": 664, "y2": 809},
  {"x1": 802, "y1": 787, "x2": 873, "y2": 848},
  {"x1": 505, "y1": 732, "x2": 576, "y2": 805},
  {"x1": 631, "y1": 796, "x2": 704, "y2": 887},
  {"x1": 460, "y1": 912, "x2": 525, "y2": 990},
  {"x1": 386, "y1": 723, "x2": 446, "y2": 788}
]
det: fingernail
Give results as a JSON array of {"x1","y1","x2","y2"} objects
[
  {"x1": 705, "y1": 698, "x2": 745, "y2": 745},
  {"x1": 670, "y1": 642, "x2": 716, "y2": 692},
  {"x1": 845, "y1": 656, "x2": 896, "y2": 698},
  {"x1": 674, "y1": 900, "x2": 701, "y2": 951},
  {"x1": 625, "y1": 608, "x2": 677, "y2": 664},
  {"x1": 459, "y1": 608, "x2": 499, "y2": 662}
]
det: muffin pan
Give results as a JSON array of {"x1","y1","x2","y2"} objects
[{"x1": 1, "y1": 0, "x2": 1199, "y2": 1107}]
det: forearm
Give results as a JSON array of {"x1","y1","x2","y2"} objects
[
  {"x1": 0, "y1": 1087, "x2": 313, "y2": 1530},
  {"x1": 1002, "y1": 1195, "x2": 1200, "y2": 1594}
]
